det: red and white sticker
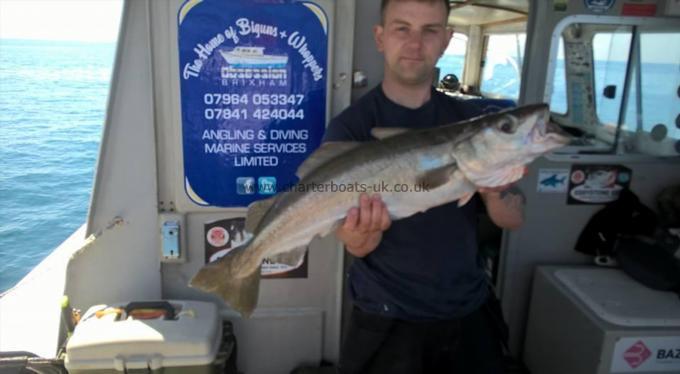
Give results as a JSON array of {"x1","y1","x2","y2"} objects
[
  {"x1": 622, "y1": 2, "x2": 657, "y2": 16},
  {"x1": 206, "y1": 226, "x2": 229, "y2": 247},
  {"x1": 612, "y1": 337, "x2": 680, "y2": 372}
]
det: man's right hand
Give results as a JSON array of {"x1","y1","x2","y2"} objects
[{"x1": 336, "y1": 193, "x2": 391, "y2": 257}]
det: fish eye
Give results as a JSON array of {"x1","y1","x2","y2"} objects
[{"x1": 497, "y1": 116, "x2": 517, "y2": 134}]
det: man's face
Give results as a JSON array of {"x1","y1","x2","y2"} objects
[{"x1": 374, "y1": 0, "x2": 451, "y2": 86}]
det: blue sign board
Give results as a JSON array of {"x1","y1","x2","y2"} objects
[{"x1": 178, "y1": 0, "x2": 328, "y2": 206}]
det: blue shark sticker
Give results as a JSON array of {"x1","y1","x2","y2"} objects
[{"x1": 537, "y1": 169, "x2": 569, "y2": 193}]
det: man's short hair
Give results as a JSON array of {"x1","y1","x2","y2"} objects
[{"x1": 380, "y1": 0, "x2": 451, "y2": 23}]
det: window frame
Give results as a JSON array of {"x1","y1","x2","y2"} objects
[
  {"x1": 545, "y1": 15, "x2": 680, "y2": 156},
  {"x1": 549, "y1": 36, "x2": 568, "y2": 116}
]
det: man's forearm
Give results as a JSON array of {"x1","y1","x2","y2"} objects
[{"x1": 480, "y1": 188, "x2": 525, "y2": 229}]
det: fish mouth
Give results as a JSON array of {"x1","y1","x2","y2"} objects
[{"x1": 530, "y1": 113, "x2": 572, "y2": 147}]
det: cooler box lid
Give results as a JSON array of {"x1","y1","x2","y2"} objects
[
  {"x1": 65, "y1": 300, "x2": 221, "y2": 371},
  {"x1": 555, "y1": 268, "x2": 680, "y2": 327}
]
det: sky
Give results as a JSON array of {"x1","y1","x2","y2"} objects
[{"x1": 0, "y1": 0, "x2": 123, "y2": 42}]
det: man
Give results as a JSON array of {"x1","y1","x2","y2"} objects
[{"x1": 323, "y1": 0, "x2": 524, "y2": 373}]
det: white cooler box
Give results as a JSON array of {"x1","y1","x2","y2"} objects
[
  {"x1": 65, "y1": 300, "x2": 230, "y2": 373},
  {"x1": 524, "y1": 266, "x2": 680, "y2": 374}
]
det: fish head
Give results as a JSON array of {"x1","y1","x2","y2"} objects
[{"x1": 454, "y1": 104, "x2": 571, "y2": 187}]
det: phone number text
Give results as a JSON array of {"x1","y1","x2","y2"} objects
[
  {"x1": 204, "y1": 108, "x2": 305, "y2": 120},
  {"x1": 203, "y1": 93, "x2": 305, "y2": 106}
]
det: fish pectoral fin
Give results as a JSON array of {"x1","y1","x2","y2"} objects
[
  {"x1": 265, "y1": 246, "x2": 307, "y2": 267},
  {"x1": 455, "y1": 172, "x2": 477, "y2": 207},
  {"x1": 417, "y1": 164, "x2": 458, "y2": 190},
  {"x1": 296, "y1": 141, "x2": 362, "y2": 179},
  {"x1": 507, "y1": 165, "x2": 527, "y2": 184},
  {"x1": 370, "y1": 127, "x2": 411, "y2": 140},
  {"x1": 246, "y1": 197, "x2": 277, "y2": 233},
  {"x1": 457, "y1": 192, "x2": 476, "y2": 207}
]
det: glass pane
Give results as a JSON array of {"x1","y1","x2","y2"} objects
[
  {"x1": 550, "y1": 37, "x2": 567, "y2": 114},
  {"x1": 622, "y1": 31, "x2": 680, "y2": 156},
  {"x1": 480, "y1": 34, "x2": 526, "y2": 99},
  {"x1": 593, "y1": 31, "x2": 632, "y2": 126},
  {"x1": 639, "y1": 32, "x2": 680, "y2": 139},
  {"x1": 436, "y1": 33, "x2": 468, "y2": 83}
]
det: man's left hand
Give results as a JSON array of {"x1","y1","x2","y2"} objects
[{"x1": 477, "y1": 166, "x2": 527, "y2": 229}]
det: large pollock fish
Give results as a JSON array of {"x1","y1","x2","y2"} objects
[{"x1": 190, "y1": 103, "x2": 571, "y2": 316}]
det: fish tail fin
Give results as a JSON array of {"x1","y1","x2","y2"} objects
[{"x1": 189, "y1": 244, "x2": 261, "y2": 317}]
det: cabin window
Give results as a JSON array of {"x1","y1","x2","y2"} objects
[
  {"x1": 480, "y1": 33, "x2": 526, "y2": 99},
  {"x1": 549, "y1": 37, "x2": 567, "y2": 115},
  {"x1": 594, "y1": 29, "x2": 680, "y2": 155},
  {"x1": 549, "y1": 22, "x2": 680, "y2": 156},
  {"x1": 593, "y1": 30, "x2": 633, "y2": 127},
  {"x1": 625, "y1": 30, "x2": 680, "y2": 148},
  {"x1": 436, "y1": 33, "x2": 468, "y2": 83}
]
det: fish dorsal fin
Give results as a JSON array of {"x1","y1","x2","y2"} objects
[
  {"x1": 296, "y1": 141, "x2": 360, "y2": 179},
  {"x1": 416, "y1": 164, "x2": 458, "y2": 190},
  {"x1": 265, "y1": 246, "x2": 307, "y2": 267},
  {"x1": 245, "y1": 197, "x2": 276, "y2": 233},
  {"x1": 370, "y1": 127, "x2": 411, "y2": 140}
]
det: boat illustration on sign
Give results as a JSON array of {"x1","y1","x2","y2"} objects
[{"x1": 219, "y1": 46, "x2": 288, "y2": 68}]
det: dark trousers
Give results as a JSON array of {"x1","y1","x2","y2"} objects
[{"x1": 337, "y1": 300, "x2": 506, "y2": 374}]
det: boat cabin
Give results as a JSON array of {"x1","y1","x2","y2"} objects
[{"x1": 1, "y1": 0, "x2": 679, "y2": 373}]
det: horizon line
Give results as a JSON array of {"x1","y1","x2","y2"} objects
[{"x1": 0, "y1": 37, "x2": 117, "y2": 44}]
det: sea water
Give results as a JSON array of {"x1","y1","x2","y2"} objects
[{"x1": 0, "y1": 39, "x2": 114, "y2": 292}]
